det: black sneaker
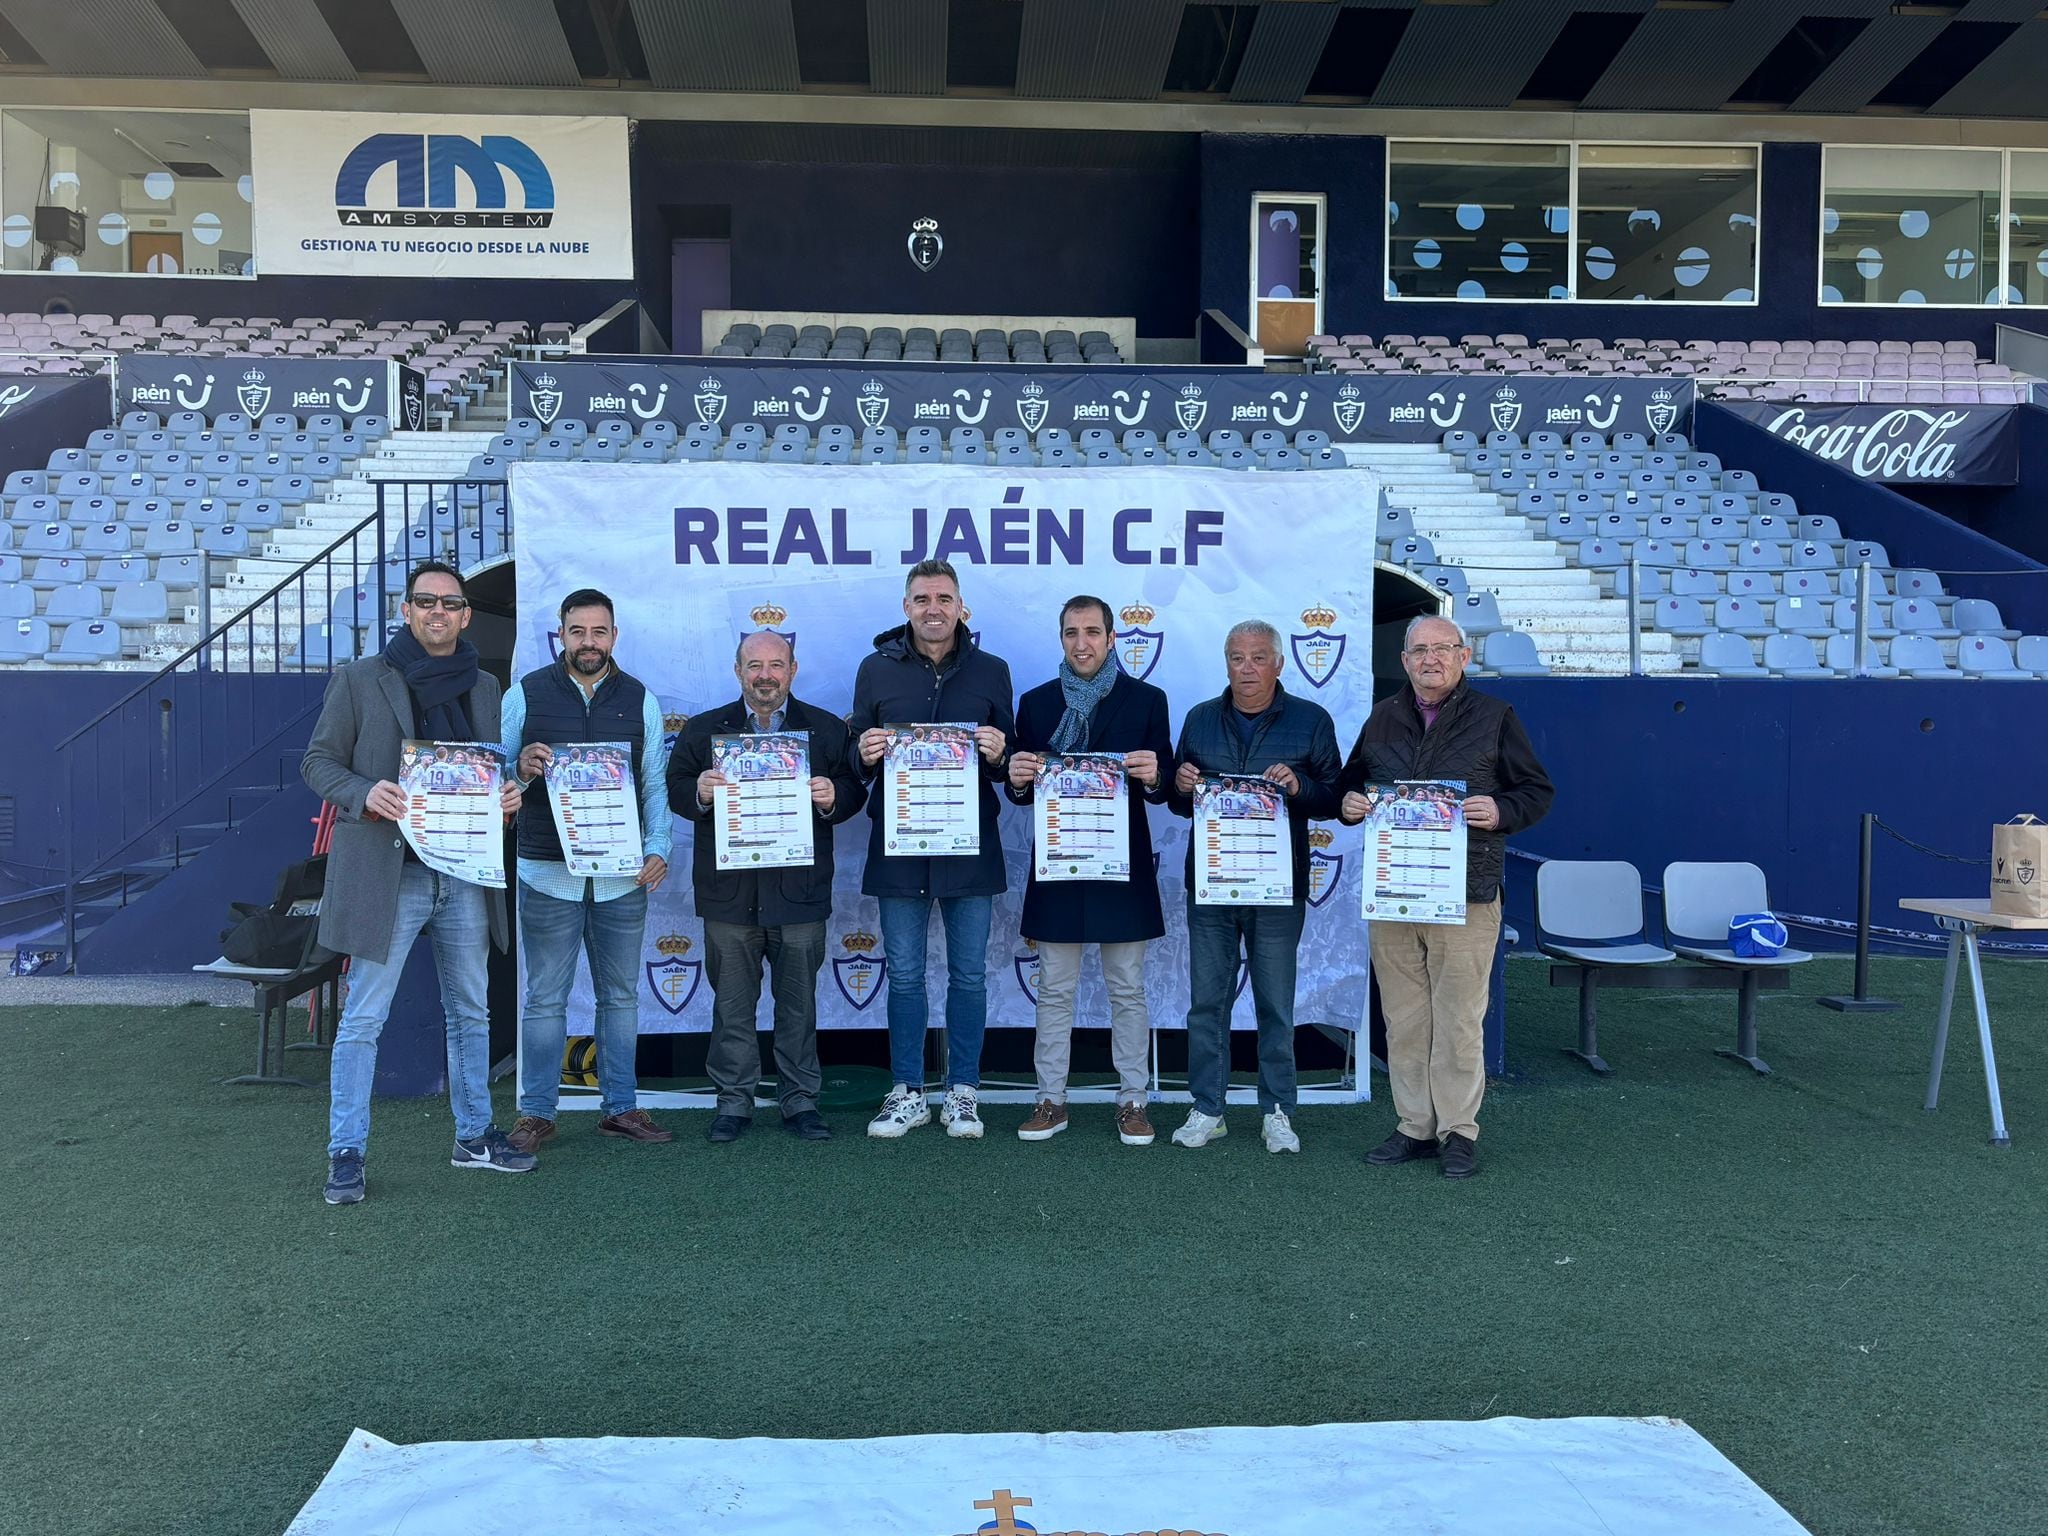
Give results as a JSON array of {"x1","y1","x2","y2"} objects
[
  {"x1": 1440, "y1": 1132, "x2": 1479, "y2": 1179},
  {"x1": 323, "y1": 1148, "x2": 365, "y2": 1204},
  {"x1": 783, "y1": 1109, "x2": 833, "y2": 1141},
  {"x1": 707, "y1": 1113, "x2": 750, "y2": 1144},
  {"x1": 1365, "y1": 1130, "x2": 1438, "y2": 1166},
  {"x1": 450, "y1": 1127, "x2": 537, "y2": 1173}
]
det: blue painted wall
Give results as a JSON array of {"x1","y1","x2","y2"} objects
[{"x1": 1899, "y1": 403, "x2": 2048, "y2": 567}]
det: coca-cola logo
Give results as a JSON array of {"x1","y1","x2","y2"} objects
[{"x1": 1762, "y1": 406, "x2": 1969, "y2": 482}]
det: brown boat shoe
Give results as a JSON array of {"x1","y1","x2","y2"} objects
[
  {"x1": 505, "y1": 1116, "x2": 556, "y2": 1154},
  {"x1": 597, "y1": 1108, "x2": 674, "y2": 1143}
]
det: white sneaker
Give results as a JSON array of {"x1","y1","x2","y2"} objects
[
  {"x1": 1262, "y1": 1109, "x2": 1301, "y2": 1154},
  {"x1": 867, "y1": 1085, "x2": 930, "y2": 1139},
  {"x1": 940, "y1": 1085, "x2": 984, "y2": 1139},
  {"x1": 1171, "y1": 1109, "x2": 1227, "y2": 1148}
]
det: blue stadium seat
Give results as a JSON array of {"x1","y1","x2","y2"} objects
[
  {"x1": 1387, "y1": 535, "x2": 1437, "y2": 566},
  {"x1": 1793, "y1": 513, "x2": 1837, "y2": 541},
  {"x1": 21, "y1": 523, "x2": 70, "y2": 555},
  {"x1": 43, "y1": 581, "x2": 102, "y2": 621},
  {"x1": 814, "y1": 439, "x2": 851, "y2": 464},
  {"x1": 1723, "y1": 470, "x2": 1759, "y2": 494},
  {"x1": 594, "y1": 418, "x2": 631, "y2": 442},
  {"x1": 1577, "y1": 538, "x2": 1625, "y2": 570},
  {"x1": 1697, "y1": 632, "x2": 1767, "y2": 677},
  {"x1": 1725, "y1": 571, "x2": 1778, "y2": 600},
  {"x1": 109, "y1": 580, "x2": 169, "y2": 626},
  {"x1": 1043, "y1": 444, "x2": 1080, "y2": 468},
  {"x1": 1844, "y1": 540, "x2": 1890, "y2": 569},
  {"x1": 773, "y1": 423, "x2": 812, "y2": 448},
  {"x1": 1261, "y1": 448, "x2": 1302, "y2": 471},
  {"x1": 580, "y1": 438, "x2": 625, "y2": 463},
  {"x1": 1713, "y1": 597, "x2": 1774, "y2": 637},
  {"x1": 121, "y1": 411, "x2": 160, "y2": 433},
  {"x1": 90, "y1": 555, "x2": 149, "y2": 589},
  {"x1": 1630, "y1": 538, "x2": 1679, "y2": 570},
  {"x1": 1831, "y1": 598, "x2": 1893, "y2": 638},
  {"x1": 533, "y1": 438, "x2": 576, "y2": 462},
  {"x1": 1954, "y1": 635, "x2": 2031, "y2": 679},
  {"x1": 1888, "y1": 634, "x2": 1955, "y2": 678},
  {"x1": 1737, "y1": 540, "x2": 1788, "y2": 571},
  {"x1": 857, "y1": 438, "x2": 895, "y2": 464},
  {"x1": 1951, "y1": 598, "x2": 2018, "y2": 639},
  {"x1": 624, "y1": 440, "x2": 666, "y2": 464},
  {"x1": 1654, "y1": 596, "x2": 1714, "y2": 637},
  {"x1": 81, "y1": 523, "x2": 131, "y2": 556},
  {"x1": 1480, "y1": 630, "x2": 1548, "y2": 676},
  {"x1": 0, "y1": 616, "x2": 49, "y2": 662},
  {"x1": 676, "y1": 440, "x2": 715, "y2": 463},
  {"x1": 769, "y1": 440, "x2": 806, "y2": 464},
  {"x1": 1443, "y1": 431, "x2": 1478, "y2": 454},
  {"x1": 144, "y1": 521, "x2": 197, "y2": 554},
  {"x1": 1418, "y1": 565, "x2": 1468, "y2": 598},
  {"x1": 641, "y1": 420, "x2": 678, "y2": 445},
  {"x1": 1293, "y1": 429, "x2": 1329, "y2": 454},
  {"x1": 1454, "y1": 592, "x2": 1505, "y2": 635},
  {"x1": 1206, "y1": 430, "x2": 1246, "y2": 453},
  {"x1": 504, "y1": 417, "x2": 544, "y2": 445},
  {"x1": 44, "y1": 617, "x2": 123, "y2": 665},
  {"x1": 0, "y1": 577, "x2": 27, "y2": 615},
  {"x1": 98, "y1": 450, "x2": 140, "y2": 476},
  {"x1": 1890, "y1": 598, "x2": 1957, "y2": 639},
  {"x1": 199, "y1": 525, "x2": 250, "y2": 558}
]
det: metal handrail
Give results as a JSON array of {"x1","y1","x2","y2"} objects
[{"x1": 54, "y1": 477, "x2": 507, "y2": 968}]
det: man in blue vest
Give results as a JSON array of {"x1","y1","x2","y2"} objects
[{"x1": 500, "y1": 588, "x2": 674, "y2": 1153}]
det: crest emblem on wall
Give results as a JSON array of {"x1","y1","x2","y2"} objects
[
  {"x1": 645, "y1": 934, "x2": 702, "y2": 1016},
  {"x1": 237, "y1": 369, "x2": 270, "y2": 418},
  {"x1": 1290, "y1": 605, "x2": 1347, "y2": 690},
  {"x1": 908, "y1": 216, "x2": 943, "y2": 273}
]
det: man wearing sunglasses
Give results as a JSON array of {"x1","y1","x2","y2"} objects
[
  {"x1": 1338, "y1": 614, "x2": 1553, "y2": 1180},
  {"x1": 303, "y1": 560, "x2": 531, "y2": 1204}
]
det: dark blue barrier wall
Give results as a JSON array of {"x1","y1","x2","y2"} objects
[
  {"x1": 1491, "y1": 676, "x2": 2048, "y2": 955},
  {"x1": 0, "y1": 374, "x2": 111, "y2": 477},
  {"x1": 0, "y1": 273, "x2": 630, "y2": 330},
  {"x1": 1694, "y1": 401, "x2": 2048, "y2": 635},
  {"x1": 1902, "y1": 404, "x2": 2048, "y2": 567},
  {"x1": 1198, "y1": 139, "x2": 2002, "y2": 354},
  {"x1": 633, "y1": 124, "x2": 1201, "y2": 350}
]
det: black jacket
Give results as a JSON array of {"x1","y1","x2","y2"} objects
[
  {"x1": 1005, "y1": 670, "x2": 1173, "y2": 944},
  {"x1": 667, "y1": 695, "x2": 867, "y2": 927},
  {"x1": 846, "y1": 622, "x2": 1015, "y2": 900},
  {"x1": 1167, "y1": 683, "x2": 1343, "y2": 906},
  {"x1": 1339, "y1": 679, "x2": 1553, "y2": 904}
]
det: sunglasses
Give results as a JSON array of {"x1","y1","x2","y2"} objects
[{"x1": 406, "y1": 594, "x2": 470, "y2": 612}]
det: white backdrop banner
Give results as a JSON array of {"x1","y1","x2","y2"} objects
[
  {"x1": 290, "y1": 1419, "x2": 1811, "y2": 1534},
  {"x1": 511, "y1": 461, "x2": 1377, "y2": 1036},
  {"x1": 250, "y1": 111, "x2": 632, "y2": 279}
]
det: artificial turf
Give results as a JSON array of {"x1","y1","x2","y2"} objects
[{"x1": 2, "y1": 953, "x2": 2043, "y2": 1536}]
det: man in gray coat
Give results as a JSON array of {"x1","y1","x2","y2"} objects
[{"x1": 301, "y1": 560, "x2": 532, "y2": 1205}]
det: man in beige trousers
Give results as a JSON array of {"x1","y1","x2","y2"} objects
[{"x1": 1338, "y1": 615, "x2": 1553, "y2": 1179}]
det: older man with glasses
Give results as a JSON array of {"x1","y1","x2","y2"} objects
[{"x1": 1338, "y1": 614, "x2": 1553, "y2": 1180}]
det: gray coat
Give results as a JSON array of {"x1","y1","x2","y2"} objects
[{"x1": 300, "y1": 655, "x2": 510, "y2": 963}]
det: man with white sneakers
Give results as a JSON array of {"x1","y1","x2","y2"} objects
[
  {"x1": 1165, "y1": 619, "x2": 1342, "y2": 1155},
  {"x1": 848, "y1": 560, "x2": 1015, "y2": 1140}
]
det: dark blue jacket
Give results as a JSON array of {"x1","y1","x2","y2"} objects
[
  {"x1": 847, "y1": 622, "x2": 1015, "y2": 900},
  {"x1": 667, "y1": 695, "x2": 867, "y2": 927},
  {"x1": 513, "y1": 660, "x2": 648, "y2": 864},
  {"x1": 1167, "y1": 683, "x2": 1343, "y2": 906},
  {"x1": 1005, "y1": 670, "x2": 1173, "y2": 944}
]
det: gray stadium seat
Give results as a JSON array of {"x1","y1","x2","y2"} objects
[
  {"x1": 1952, "y1": 599, "x2": 2018, "y2": 640},
  {"x1": 109, "y1": 580, "x2": 169, "y2": 626},
  {"x1": 45, "y1": 617, "x2": 123, "y2": 664},
  {"x1": 1661, "y1": 861, "x2": 1812, "y2": 1071},
  {"x1": 1888, "y1": 634, "x2": 1956, "y2": 678},
  {"x1": 0, "y1": 617, "x2": 50, "y2": 662},
  {"x1": 1762, "y1": 634, "x2": 1831, "y2": 679},
  {"x1": 1698, "y1": 632, "x2": 1766, "y2": 676},
  {"x1": 2015, "y1": 635, "x2": 2048, "y2": 678},
  {"x1": 1534, "y1": 859, "x2": 1676, "y2": 1072},
  {"x1": 1956, "y1": 635, "x2": 2032, "y2": 679},
  {"x1": 1480, "y1": 630, "x2": 1548, "y2": 676}
]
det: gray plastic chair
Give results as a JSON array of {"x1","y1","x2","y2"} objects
[
  {"x1": 1535, "y1": 859, "x2": 1676, "y2": 1074},
  {"x1": 1661, "y1": 861, "x2": 1812, "y2": 1073},
  {"x1": 1480, "y1": 629, "x2": 1549, "y2": 677}
]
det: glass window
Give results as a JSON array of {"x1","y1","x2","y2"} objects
[
  {"x1": 1820, "y1": 146, "x2": 2000, "y2": 306},
  {"x1": 2007, "y1": 151, "x2": 2048, "y2": 307},
  {"x1": 1251, "y1": 193, "x2": 1323, "y2": 356},
  {"x1": 1576, "y1": 145, "x2": 1758, "y2": 303},
  {"x1": 1387, "y1": 142, "x2": 1570, "y2": 301},
  {"x1": 1, "y1": 108, "x2": 254, "y2": 278}
]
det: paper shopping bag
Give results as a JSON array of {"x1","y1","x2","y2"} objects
[{"x1": 1990, "y1": 815, "x2": 2048, "y2": 918}]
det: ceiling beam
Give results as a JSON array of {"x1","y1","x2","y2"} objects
[
  {"x1": 1931, "y1": 17, "x2": 2048, "y2": 118},
  {"x1": 869, "y1": 0, "x2": 947, "y2": 96},
  {"x1": 0, "y1": 0, "x2": 205, "y2": 76},
  {"x1": 629, "y1": 0, "x2": 801, "y2": 92},
  {"x1": 390, "y1": 0, "x2": 582, "y2": 87},
  {"x1": 1228, "y1": 1, "x2": 1340, "y2": 106},
  {"x1": 1017, "y1": 0, "x2": 1187, "y2": 101},
  {"x1": 229, "y1": 0, "x2": 357, "y2": 84}
]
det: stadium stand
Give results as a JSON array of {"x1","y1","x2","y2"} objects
[
  {"x1": 1306, "y1": 334, "x2": 2036, "y2": 403},
  {"x1": 710, "y1": 321, "x2": 1126, "y2": 364}
]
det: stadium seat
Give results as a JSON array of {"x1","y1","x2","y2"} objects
[
  {"x1": 1698, "y1": 632, "x2": 1767, "y2": 676},
  {"x1": 1890, "y1": 598, "x2": 1957, "y2": 639},
  {"x1": 109, "y1": 580, "x2": 169, "y2": 626},
  {"x1": 21, "y1": 523, "x2": 70, "y2": 554},
  {"x1": 1825, "y1": 633, "x2": 1897, "y2": 678},
  {"x1": 1654, "y1": 597, "x2": 1713, "y2": 637},
  {"x1": 1952, "y1": 599, "x2": 2019, "y2": 640},
  {"x1": 44, "y1": 618, "x2": 124, "y2": 665},
  {"x1": 1533, "y1": 859, "x2": 1676, "y2": 1071},
  {"x1": 1661, "y1": 861, "x2": 1812, "y2": 1069},
  {"x1": 1454, "y1": 592, "x2": 1504, "y2": 636},
  {"x1": 0, "y1": 617, "x2": 50, "y2": 662},
  {"x1": 1479, "y1": 629, "x2": 1548, "y2": 677},
  {"x1": 0, "y1": 579, "x2": 29, "y2": 617},
  {"x1": 1956, "y1": 635, "x2": 2032, "y2": 679},
  {"x1": 1712, "y1": 598, "x2": 1774, "y2": 637},
  {"x1": 1889, "y1": 634, "x2": 1957, "y2": 678},
  {"x1": 1418, "y1": 565, "x2": 1468, "y2": 598},
  {"x1": 1762, "y1": 634, "x2": 1832, "y2": 679},
  {"x1": 2015, "y1": 635, "x2": 2048, "y2": 678},
  {"x1": 199, "y1": 525, "x2": 250, "y2": 558}
]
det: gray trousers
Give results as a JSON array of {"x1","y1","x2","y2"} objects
[
  {"x1": 1034, "y1": 940, "x2": 1151, "y2": 1105},
  {"x1": 702, "y1": 918, "x2": 828, "y2": 1118}
]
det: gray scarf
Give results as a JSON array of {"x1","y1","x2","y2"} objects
[{"x1": 1050, "y1": 654, "x2": 1119, "y2": 753}]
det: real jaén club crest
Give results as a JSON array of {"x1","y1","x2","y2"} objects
[
  {"x1": 693, "y1": 375, "x2": 728, "y2": 428},
  {"x1": 528, "y1": 371, "x2": 563, "y2": 427},
  {"x1": 1290, "y1": 604, "x2": 1347, "y2": 690},
  {"x1": 1488, "y1": 384, "x2": 1522, "y2": 436},
  {"x1": 1174, "y1": 382, "x2": 1208, "y2": 434},
  {"x1": 1332, "y1": 380, "x2": 1366, "y2": 436},
  {"x1": 237, "y1": 368, "x2": 270, "y2": 419},
  {"x1": 1307, "y1": 826, "x2": 1343, "y2": 908},
  {"x1": 1114, "y1": 601, "x2": 1164, "y2": 681},
  {"x1": 645, "y1": 933, "x2": 702, "y2": 1016},
  {"x1": 908, "y1": 216, "x2": 943, "y2": 273},
  {"x1": 857, "y1": 379, "x2": 890, "y2": 429},
  {"x1": 1645, "y1": 385, "x2": 1677, "y2": 437},
  {"x1": 1015, "y1": 380, "x2": 1049, "y2": 433},
  {"x1": 831, "y1": 931, "x2": 885, "y2": 1011}
]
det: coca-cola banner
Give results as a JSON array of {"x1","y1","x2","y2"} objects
[
  {"x1": 1720, "y1": 401, "x2": 2018, "y2": 486},
  {"x1": 510, "y1": 358, "x2": 1694, "y2": 446}
]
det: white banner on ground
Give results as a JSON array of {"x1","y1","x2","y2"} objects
[
  {"x1": 511, "y1": 461, "x2": 1376, "y2": 1038},
  {"x1": 250, "y1": 111, "x2": 631, "y2": 278},
  {"x1": 289, "y1": 1419, "x2": 1812, "y2": 1534}
]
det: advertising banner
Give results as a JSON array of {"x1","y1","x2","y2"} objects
[
  {"x1": 510, "y1": 359, "x2": 1695, "y2": 446},
  {"x1": 1719, "y1": 401, "x2": 2018, "y2": 486},
  {"x1": 115, "y1": 355, "x2": 415, "y2": 425},
  {"x1": 250, "y1": 111, "x2": 632, "y2": 279},
  {"x1": 511, "y1": 460, "x2": 1377, "y2": 1037}
]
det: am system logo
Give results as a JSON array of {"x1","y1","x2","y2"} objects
[{"x1": 333, "y1": 133, "x2": 554, "y2": 230}]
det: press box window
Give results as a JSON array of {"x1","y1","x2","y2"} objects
[
  {"x1": 1820, "y1": 146, "x2": 2002, "y2": 306},
  {"x1": 1575, "y1": 145, "x2": 1758, "y2": 304},
  {"x1": 1386, "y1": 142, "x2": 1570, "y2": 302}
]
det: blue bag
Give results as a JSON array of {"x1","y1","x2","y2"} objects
[{"x1": 1727, "y1": 911, "x2": 1788, "y2": 958}]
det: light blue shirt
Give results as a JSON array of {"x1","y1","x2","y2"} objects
[{"x1": 500, "y1": 672, "x2": 672, "y2": 904}]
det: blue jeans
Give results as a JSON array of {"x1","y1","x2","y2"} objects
[
  {"x1": 328, "y1": 861, "x2": 494, "y2": 1155},
  {"x1": 517, "y1": 880, "x2": 648, "y2": 1119},
  {"x1": 878, "y1": 895, "x2": 991, "y2": 1090},
  {"x1": 1184, "y1": 896, "x2": 1304, "y2": 1117}
]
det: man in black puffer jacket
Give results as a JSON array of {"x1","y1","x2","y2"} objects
[
  {"x1": 847, "y1": 559, "x2": 1015, "y2": 1142},
  {"x1": 1340, "y1": 613, "x2": 1553, "y2": 1181}
]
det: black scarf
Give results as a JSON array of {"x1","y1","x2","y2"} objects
[{"x1": 383, "y1": 627, "x2": 479, "y2": 741}]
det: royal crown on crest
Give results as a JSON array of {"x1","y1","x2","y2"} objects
[
  {"x1": 841, "y1": 931, "x2": 879, "y2": 954},
  {"x1": 534, "y1": 371, "x2": 557, "y2": 390},
  {"x1": 1119, "y1": 602, "x2": 1156, "y2": 625},
  {"x1": 662, "y1": 712, "x2": 688, "y2": 734},
  {"x1": 1310, "y1": 827, "x2": 1335, "y2": 849},
  {"x1": 1020, "y1": 381, "x2": 1045, "y2": 399},
  {"x1": 699, "y1": 376, "x2": 724, "y2": 394},
  {"x1": 1301, "y1": 604, "x2": 1339, "y2": 629},
  {"x1": 1337, "y1": 381, "x2": 1361, "y2": 400},
  {"x1": 912, "y1": 217, "x2": 938, "y2": 234},
  {"x1": 1493, "y1": 385, "x2": 1518, "y2": 402},
  {"x1": 749, "y1": 602, "x2": 789, "y2": 626},
  {"x1": 242, "y1": 366, "x2": 265, "y2": 383},
  {"x1": 861, "y1": 379, "x2": 885, "y2": 397},
  {"x1": 655, "y1": 934, "x2": 694, "y2": 957},
  {"x1": 1022, "y1": 938, "x2": 1039, "y2": 952},
  {"x1": 1180, "y1": 382, "x2": 1204, "y2": 399},
  {"x1": 1652, "y1": 386, "x2": 1673, "y2": 403}
]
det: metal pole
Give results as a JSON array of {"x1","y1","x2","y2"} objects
[
  {"x1": 1819, "y1": 810, "x2": 1900, "y2": 1013},
  {"x1": 1852, "y1": 559, "x2": 1872, "y2": 677},
  {"x1": 1626, "y1": 556, "x2": 1642, "y2": 677}
]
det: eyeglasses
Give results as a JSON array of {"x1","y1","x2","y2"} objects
[
  {"x1": 1404, "y1": 642, "x2": 1464, "y2": 659},
  {"x1": 406, "y1": 594, "x2": 469, "y2": 612}
]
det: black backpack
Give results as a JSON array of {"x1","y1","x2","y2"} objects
[{"x1": 219, "y1": 855, "x2": 333, "y2": 970}]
